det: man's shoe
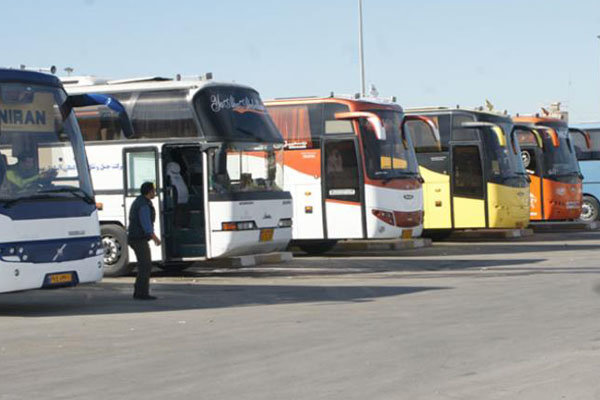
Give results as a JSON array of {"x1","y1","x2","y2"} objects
[{"x1": 133, "y1": 294, "x2": 157, "y2": 300}]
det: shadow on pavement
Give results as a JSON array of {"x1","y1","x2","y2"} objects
[
  {"x1": 380, "y1": 243, "x2": 600, "y2": 258},
  {"x1": 152, "y1": 258, "x2": 544, "y2": 278},
  {"x1": 0, "y1": 282, "x2": 450, "y2": 318}
]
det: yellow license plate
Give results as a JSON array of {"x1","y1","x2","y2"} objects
[
  {"x1": 401, "y1": 229, "x2": 413, "y2": 239},
  {"x1": 259, "y1": 228, "x2": 274, "y2": 242},
  {"x1": 49, "y1": 273, "x2": 73, "y2": 284}
]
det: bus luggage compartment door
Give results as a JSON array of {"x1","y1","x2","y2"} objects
[
  {"x1": 322, "y1": 138, "x2": 363, "y2": 239},
  {"x1": 450, "y1": 143, "x2": 486, "y2": 229}
]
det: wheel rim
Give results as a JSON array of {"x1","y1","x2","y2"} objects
[
  {"x1": 581, "y1": 200, "x2": 597, "y2": 222},
  {"x1": 102, "y1": 235, "x2": 122, "y2": 266}
]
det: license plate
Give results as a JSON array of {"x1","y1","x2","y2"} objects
[
  {"x1": 401, "y1": 229, "x2": 413, "y2": 239},
  {"x1": 49, "y1": 273, "x2": 73, "y2": 284},
  {"x1": 259, "y1": 228, "x2": 274, "y2": 242}
]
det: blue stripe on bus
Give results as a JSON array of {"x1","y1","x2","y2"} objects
[
  {"x1": 0, "y1": 200, "x2": 96, "y2": 220},
  {"x1": 0, "y1": 236, "x2": 102, "y2": 264}
]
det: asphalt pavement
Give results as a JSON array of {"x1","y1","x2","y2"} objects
[{"x1": 1, "y1": 230, "x2": 600, "y2": 400}]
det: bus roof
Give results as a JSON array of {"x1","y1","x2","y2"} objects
[
  {"x1": 571, "y1": 122, "x2": 600, "y2": 129},
  {"x1": 404, "y1": 106, "x2": 510, "y2": 119},
  {"x1": 0, "y1": 68, "x2": 62, "y2": 88},
  {"x1": 265, "y1": 95, "x2": 400, "y2": 109},
  {"x1": 406, "y1": 106, "x2": 512, "y2": 119},
  {"x1": 513, "y1": 115, "x2": 568, "y2": 128},
  {"x1": 61, "y1": 75, "x2": 256, "y2": 96}
]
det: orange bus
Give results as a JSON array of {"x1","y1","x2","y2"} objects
[
  {"x1": 265, "y1": 96, "x2": 436, "y2": 254},
  {"x1": 514, "y1": 116, "x2": 582, "y2": 221}
]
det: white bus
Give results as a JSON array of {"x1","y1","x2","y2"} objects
[
  {"x1": 63, "y1": 75, "x2": 293, "y2": 276},
  {"x1": 0, "y1": 68, "x2": 103, "y2": 293},
  {"x1": 265, "y1": 96, "x2": 434, "y2": 254}
]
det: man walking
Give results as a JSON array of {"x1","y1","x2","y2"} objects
[{"x1": 128, "y1": 181, "x2": 161, "y2": 300}]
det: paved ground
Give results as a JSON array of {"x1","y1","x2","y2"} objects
[{"x1": 2, "y1": 231, "x2": 600, "y2": 399}]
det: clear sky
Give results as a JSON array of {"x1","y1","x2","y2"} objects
[{"x1": 3, "y1": 0, "x2": 600, "y2": 121}]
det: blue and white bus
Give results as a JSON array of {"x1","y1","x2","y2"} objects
[
  {"x1": 0, "y1": 68, "x2": 103, "y2": 293},
  {"x1": 570, "y1": 122, "x2": 600, "y2": 221}
]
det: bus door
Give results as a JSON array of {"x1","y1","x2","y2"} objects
[
  {"x1": 516, "y1": 129, "x2": 544, "y2": 220},
  {"x1": 123, "y1": 147, "x2": 163, "y2": 261},
  {"x1": 321, "y1": 136, "x2": 364, "y2": 239},
  {"x1": 161, "y1": 144, "x2": 206, "y2": 260},
  {"x1": 449, "y1": 141, "x2": 486, "y2": 228}
]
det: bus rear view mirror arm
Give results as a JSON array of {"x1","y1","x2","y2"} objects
[
  {"x1": 335, "y1": 111, "x2": 386, "y2": 140},
  {"x1": 460, "y1": 121, "x2": 506, "y2": 147}
]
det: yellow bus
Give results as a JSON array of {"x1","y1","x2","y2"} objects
[{"x1": 405, "y1": 107, "x2": 533, "y2": 239}]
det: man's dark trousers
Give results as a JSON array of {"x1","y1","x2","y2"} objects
[{"x1": 130, "y1": 239, "x2": 152, "y2": 297}]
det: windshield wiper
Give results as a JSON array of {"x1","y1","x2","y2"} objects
[{"x1": 39, "y1": 187, "x2": 95, "y2": 204}]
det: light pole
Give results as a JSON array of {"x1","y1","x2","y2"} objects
[{"x1": 358, "y1": 0, "x2": 366, "y2": 97}]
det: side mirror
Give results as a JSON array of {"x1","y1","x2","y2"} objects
[{"x1": 335, "y1": 111, "x2": 386, "y2": 140}]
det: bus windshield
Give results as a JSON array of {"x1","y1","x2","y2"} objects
[
  {"x1": 540, "y1": 127, "x2": 580, "y2": 177},
  {"x1": 208, "y1": 143, "x2": 284, "y2": 195},
  {"x1": 482, "y1": 123, "x2": 527, "y2": 180},
  {"x1": 0, "y1": 83, "x2": 94, "y2": 203},
  {"x1": 359, "y1": 110, "x2": 419, "y2": 179},
  {"x1": 194, "y1": 86, "x2": 283, "y2": 143}
]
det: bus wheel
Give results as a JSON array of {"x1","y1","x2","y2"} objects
[
  {"x1": 580, "y1": 196, "x2": 600, "y2": 222},
  {"x1": 297, "y1": 240, "x2": 338, "y2": 255},
  {"x1": 101, "y1": 224, "x2": 132, "y2": 277}
]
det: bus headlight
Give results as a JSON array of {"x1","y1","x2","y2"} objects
[
  {"x1": 372, "y1": 209, "x2": 395, "y2": 226},
  {"x1": 278, "y1": 218, "x2": 292, "y2": 228}
]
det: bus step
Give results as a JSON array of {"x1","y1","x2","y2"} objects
[{"x1": 176, "y1": 244, "x2": 207, "y2": 257}]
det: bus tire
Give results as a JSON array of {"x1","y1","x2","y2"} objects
[
  {"x1": 580, "y1": 195, "x2": 600, "y2": 223},
  {"x1": 101, "y1": 224, "x2": 132, "y2": 277},
  {"x1": 297, "y1": 240, "x2": 338, "y2": 255}
]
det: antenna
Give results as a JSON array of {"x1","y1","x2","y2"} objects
[
  {"x1": 64, "y1": 67, "x2": 74, "y2": 76},
  {"x1": 358, "y1": 0, "x2": 366, "y2": 97}
]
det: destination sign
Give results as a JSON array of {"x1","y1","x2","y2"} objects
[{"x1": 0, "y1": 92, "x2": 55, "y2": 132}]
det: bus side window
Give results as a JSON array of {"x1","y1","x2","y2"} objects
[
  {"x1": 75, "y1": 106, "x2": 124, "y2": 142},
  {"x1": 131, "y1": 90, "x2": 198, "y2": 139},
  {"x1": 517, "y1": 131, "x2": 539, "y2": 174},
  {"x1": 452, "y1": 114, "x2": 477, "y2": 141}
]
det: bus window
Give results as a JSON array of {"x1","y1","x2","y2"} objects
[
  {"x1": 75, "y1": 105, "x2": 124, "y2": 141},
  {"x1": 268, "y1": 105, "x2": 312, "y2": 146},
  {"x1": 517, "y1": 130, "x2": 539, "y2": 173},
  {"x1": 126, "y1": 150, "x2": 157, "y2": 196},
  {"x1": 405, "y1": 119, "x2": 441, "y2": 153},
  {"x1": 132, "y1": 90, "x2": 197, "y2": 139},
  {"x1": 324, "y1": 139, "x2": 360, "y2": 203},
  {"x1": 208, "y1": 143, "x2": 283, "y2": 195},
  {"x1": 452, "y1": 145, "x2": 484, "y2": 198},
  {"x1": 452, "y1": 114, "x2": 478, "y2": 141},
  {"x1": 324, "y1": 103, "x2": 352, "y2": 135}
]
